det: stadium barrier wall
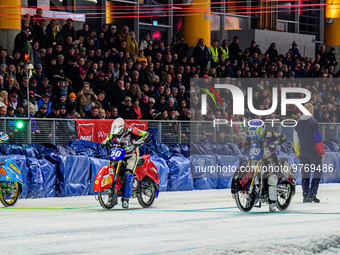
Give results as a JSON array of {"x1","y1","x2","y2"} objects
[{"x1": 0, "y1": 130, "x2": 339, "y2": 198}]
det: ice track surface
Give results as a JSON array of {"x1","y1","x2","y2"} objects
[{"x1": 1, "y1": 184, "x2": 340, "y2": 255}]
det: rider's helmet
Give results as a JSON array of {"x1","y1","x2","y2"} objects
[
  {"x1": 247, "y1": 119, "x2": 265, "y2": 142},
  {"x1": 110, "y1": 118, "x2": 126, "y2": 137},
  {"x1": 0, "y1": 132, "x2": 9, "y2": 144}
]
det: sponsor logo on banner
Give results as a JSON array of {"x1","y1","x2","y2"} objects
[
  {"x1": 77, "y1": 122, "x2": 95, "y2": 141},
  {"x1": 76, "y1": 120, "x2": 148, "y2": 143}
]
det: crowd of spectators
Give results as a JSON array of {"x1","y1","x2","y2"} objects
[{"x1": 0, "y1": 8, "x2": 339, "y2": 134}]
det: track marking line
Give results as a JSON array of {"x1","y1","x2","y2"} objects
[{"x1": 139, "y1": 245, "x2": 216, "y2": 255}]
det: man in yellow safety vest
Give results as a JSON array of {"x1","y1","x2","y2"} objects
[
  {"x1": 218, "y1": 39, "x2": 229, "y2": 64},
  {"x1": 210, "y1": 39, "x2": 219, "y2": 68}
]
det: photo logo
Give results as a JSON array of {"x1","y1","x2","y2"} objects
[{"x1": 201, "y1": 84, "x2": 311, "y2": 116}]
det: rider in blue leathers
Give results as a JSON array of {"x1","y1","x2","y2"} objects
[{"x1": 239, "y1": 119, "x2": 286, "y2": 212}]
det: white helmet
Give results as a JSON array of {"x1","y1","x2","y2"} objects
[{"x1": 110, "y1": 118, "x2": 126, "y2": 136}]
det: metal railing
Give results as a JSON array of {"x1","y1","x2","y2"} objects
[{"x1": 0, "y1": 117, "x2": 339, "y2": 145}]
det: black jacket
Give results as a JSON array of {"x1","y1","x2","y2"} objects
[
  {"x1": 61, "y1": 24, "x2": 76, "y2": 41},
  {"x1": 193, "y1": 44, "x2": 211, "y2": 69},
  {"x1": 119, "y1": 104, "x2": 137, "y2": 119}
]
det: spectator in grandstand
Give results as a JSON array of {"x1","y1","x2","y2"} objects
[
  {"x1": 228, "y1": 36, "x2": 240, "y2": 61},
  {"x1": 139, "y1": 33, "x2": 152, "y2": 51},
  {"x1": 47, "y1": 103, "x2": 61, "y2": 118},
  {"x1": 61, "y1": 18, "x2": 76, "y2": 41},
  {"x1": 25, "y1": 103, "x2": 40, "y2": 135},
  {"x1": 133, "y1": 99, "x2": 142, "y2": 119},
  {"x1": 119, "y1": 96, "x2": 136, "y2": 119},
  {"x1": 77, "y1": 82, "x2": 97, "y2": 118},
  {"x1": 0, "y1": 90, "x2": 10, "y2": 107},
  {"x1": 34, "y1": 103, "x2": 48, "y2": 118},
  {"x1": 0, "y1": 106, "x2": 7, "y2": 117},
  {"x1": 87, "y1": 106, "x2": 100, "y2": 119},
  {"x1": 6, "y1": 106, "x2": 16, "y2": 118},
  {"x1": 110, "y1": 106, "x2": 119, "y2": 119},
  {"x1": 193, "y1": 38, "x2": 210, "y2": 72},
  {"x1": 126, "y1": 31, "x2": 139, "y2": 55}
]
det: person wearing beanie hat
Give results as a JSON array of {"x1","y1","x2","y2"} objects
[
  {"x1": 59, "y1": 91, "x2": 67, "y2": 98},
  {"x1": 58, "y1": 91, "x2": 68, "y2": 109},
  {"x1": 289, "y1": 41, "x2": 301, "y2": 59},
  {"x1": 66, "y1": 92, "x2": 77, "y2": 114}
]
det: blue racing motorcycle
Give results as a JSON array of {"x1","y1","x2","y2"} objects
[
  {"x1": 0, "y1": 133, "x2": 23, "y2": 207},
  {"x1": 231, "y1": 140, "x2": 296, "y2": 212}
]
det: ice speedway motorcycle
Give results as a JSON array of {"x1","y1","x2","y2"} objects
[
  {"x1": 0, "y1": 157, "x2": 23, "y2": 207},
  {"x1": 93, "y1": 143, "x2": 160, "y2": 210},
  {"x1": 231, "y1": 141, "x2": 296, "y2": 212}
]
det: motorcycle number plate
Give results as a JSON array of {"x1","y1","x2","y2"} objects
[
  {"x1": 109, "y1": 168, "x2": 114, "y2": 174},
  {"x1": 110, "y1": 146, "x2": 126, "y2": 161}
]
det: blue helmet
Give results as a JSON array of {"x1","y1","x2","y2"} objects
[{"x1": 248, "y1": 119, "x2": 265, "y2": 142}]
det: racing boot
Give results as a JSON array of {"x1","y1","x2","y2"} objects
[
  {"x1": 269, "y1": 203, "x2": 276, "y2": 212},
  {"x1": 122, "y1": 198, "x2": 129, "y2": 209},
  {"x1": 310, "y1": 194, "x2": 320, "y2": 203},
  {"x1": 122, "y1": 172, "x2": 133, "y2": 209},
  {"x1": 303, "y1": 195, "x2": 312, "y2": 203}
]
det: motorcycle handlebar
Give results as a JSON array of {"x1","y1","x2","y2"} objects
[{"x1": 102, "y1": 142, "x2": 144, "y2": 149}]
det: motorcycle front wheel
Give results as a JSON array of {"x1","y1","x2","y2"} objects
[
  {"x1": 98, "y1": 188, "x2": 118, "y2": 210},
  {"x1": 276, "y1": 183, "x2": 294, "y2": 211},
  {"x1": 235, "y1": 190, "x2": 256, "y2": 212},
  {"x1": 137, "y1": 184, "x2": 156, "y2": 208},
  {"x1": 0, "y1": 181, "x2": 21, "y2": 207}
]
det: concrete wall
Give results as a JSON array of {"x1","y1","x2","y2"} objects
[
  {"x1": 227, "y1": 29, "x2": 316, "y2": 59},
  {"x1": 0, "y1": 29, "x2": 21, "y2": 54}
]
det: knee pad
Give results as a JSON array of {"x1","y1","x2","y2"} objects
[
  {"x1": 124, "y1": 172, "x2": 133, "y2": 182},
  {"x1": 268, "y1": 175, "x2": 278, "y2": 186}
]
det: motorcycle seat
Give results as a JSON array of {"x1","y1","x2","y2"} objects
[
  {"x1": 136, "y1": 158, "x2": 145, "y2": 168},
  {"x1": 0, "y1": 161, "x2": 6, "y2": 166}
]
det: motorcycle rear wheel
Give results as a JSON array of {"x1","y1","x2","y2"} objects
[
  {"x1": 276, "y1": 183, "x2": 293, "y2": 211},
  {"x1": 0, "y1": 181, "x2": 21, "y2": 207},
  {"x1": 137, "y1": 184, "x2": 156, "y2": 208},
  {"x1": 235, "y1": 190, "x2": 256, "y2": 212},
  {"x1": 98, "y1": 188, "x2": 118, "y2": 210}
]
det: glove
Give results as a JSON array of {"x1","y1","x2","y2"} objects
[
  {"x1": 269, "y1": 141, "x2": 279, "y2": 152},
  {"x1": 101, "y1": 140, "x2": 110, "y2": 147}
]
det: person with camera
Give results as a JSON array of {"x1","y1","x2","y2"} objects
[
  {"x1": 53, "y1": 79, "x2": 73, "y2": 100},
  {"x1": 77, "y1": 82, "x2": 97, "y2": 118}
]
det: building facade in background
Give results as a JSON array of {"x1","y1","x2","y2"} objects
[{"x1": 1, "y1": 0, "x2": 339, "y2": 59}]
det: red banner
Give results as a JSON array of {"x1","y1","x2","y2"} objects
[{"x1": 76, "y1": 120, "x2": 148, "y2": 143}]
